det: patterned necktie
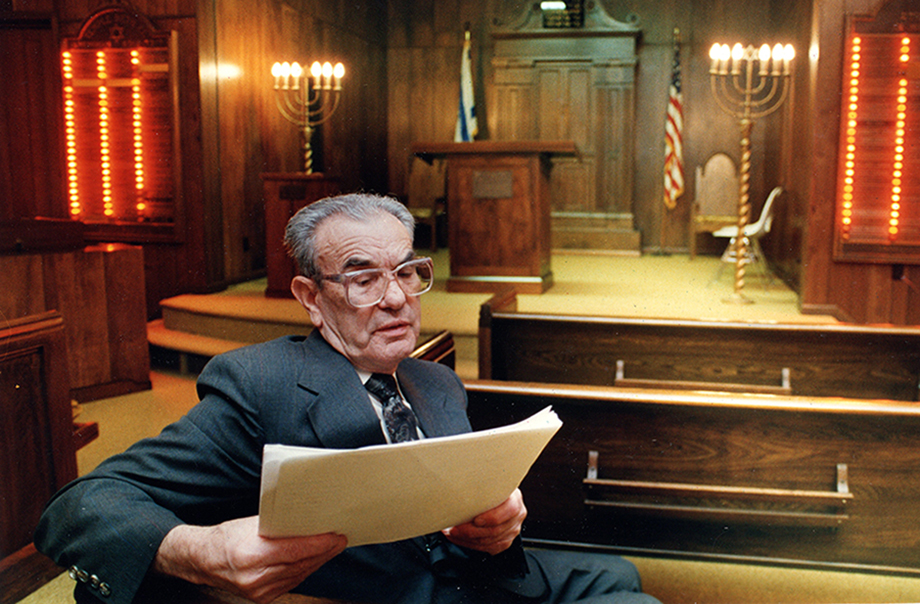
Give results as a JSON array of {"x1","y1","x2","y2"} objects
[{"x1": 364, "y1": 373, "x2": 420, "y2": 443}]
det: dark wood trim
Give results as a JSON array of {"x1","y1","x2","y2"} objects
[
  {"x1": 0, "y1": 543, "x2": 65, "y2": 604},
  {"x1": 411, "y1": 140, "x2": 578, "y2": 162},
  {"x1": 410, "y1": 330, "x2": 455, "y2": 369},
  {"x1": 0, "y1": 12, "x2": 53, "y2": 28},
  {"x1": 73, "y1": 421, "x2": 100, "y2": 451},
  {"x1": 71, "y1": 379, "x2": 153, "y2": 404},
  {"x1": 800, "y1": 303, "x2": 856, "y2": 323},
  {"x1": 478, "y1": 288, "x2": 517, "y2": 379}
]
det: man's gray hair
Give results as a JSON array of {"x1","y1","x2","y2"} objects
[{"x1": 284, "y1": 192, "x2": 416, "y2": 281}]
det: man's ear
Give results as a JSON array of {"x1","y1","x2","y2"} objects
[{"x1": 291, "y1": 276, "x2": 324, "y2": 327}]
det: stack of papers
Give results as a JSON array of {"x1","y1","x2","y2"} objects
[{"x1": 259, "y1": 406, "x2": 561, "y2": 546}]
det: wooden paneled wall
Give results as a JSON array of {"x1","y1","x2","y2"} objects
[
  {"x1": 0, "y1": 245, "x2": 151, "y2": 401},
  {"x1": 0, "y1": 14, "x2": 65, "y2": 221},
  {"x1": 785, "y1": 0, "x2": 920, "y2": 324},
  {"x1": 3, "y1": 0, "x2": 388, "y2": 318},
  {"x1": 203, "y1": 0, "x2": 388, "y2": 281},
  {"x1": 4, "y1": 0, "x2": 920, "y2": 324}
]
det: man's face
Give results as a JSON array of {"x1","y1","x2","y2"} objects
[{"x1": 291, "y1": 211, "x2": 421, "y2": 374}]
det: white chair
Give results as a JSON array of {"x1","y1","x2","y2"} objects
[{"x1": 711, "y1": 186, "x2": 782, "y2": 283}]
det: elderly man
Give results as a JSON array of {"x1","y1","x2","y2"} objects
[{"x1": 36, "y1": 193, "x2": 658, "y2": 604}]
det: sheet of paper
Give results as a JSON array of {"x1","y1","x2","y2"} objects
[{"x1": 258, "y1": 406, "x2": 561, "y2": 546}]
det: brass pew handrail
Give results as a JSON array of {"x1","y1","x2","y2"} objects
[{"x1": 583, "y1": 450, "x2": 852, "y2": 528}]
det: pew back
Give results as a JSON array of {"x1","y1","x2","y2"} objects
[
  {"x1": 411, "y1": 329, "x2": 455, "y2": 368},
  {"x1": 465, "y1": 379, "x2": 920, "y2": 574},
  {"x1": 479, "y1": 291, "x2": 920, "y2": 400}
]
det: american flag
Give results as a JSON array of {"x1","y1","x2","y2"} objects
[{"x1": 663, "y1": 31, "x2": 684, "y2": 209}]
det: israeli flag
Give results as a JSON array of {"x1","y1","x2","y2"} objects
[{"x1": 454, "y1": 36, "x2": 478, "y2": 142}]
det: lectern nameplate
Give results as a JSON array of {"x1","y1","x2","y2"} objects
[{"x1": 473, "y1": 170, "x2": 514, "y2": 199}]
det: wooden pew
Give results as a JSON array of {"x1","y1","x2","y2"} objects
[
  {"x1": 0, "y1": 311, "x2": 100, "y2": 604},
  {"x1": 464, "y1": 379, "x2": 920, "y2": 575},
  {"x1": 475, "y1": 292, "x2": 920, "y2": 572},
  {"x1": 478, "y1": 289, "x2": 920, "y2": 400}
]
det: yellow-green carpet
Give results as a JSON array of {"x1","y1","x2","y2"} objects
[{"x1": 212, "y1": 249, "x2": 837, "y2": 340}]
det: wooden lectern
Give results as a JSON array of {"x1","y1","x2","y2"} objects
[
  {"x1": 411, "y1": 141, "x2": 576, "y2": 294},
  {"x1": 262, "y1": 173, "x2": 339, "y2": 298}
]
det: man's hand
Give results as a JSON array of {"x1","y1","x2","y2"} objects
[
  {"x1": 442, "y1": 488, "x2": 526, "y2": 555},
  {"x1": 153, "y1": 516, "x2": 347, "y2": 604}
]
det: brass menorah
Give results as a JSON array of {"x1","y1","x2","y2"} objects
[
  {"x1": 270, "y1": 60, "x2": 344, "y2": 174},
  {"x1": 709, "y1": 42, "x2": 793, "y2": 303}
]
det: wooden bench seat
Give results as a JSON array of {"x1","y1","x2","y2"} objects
[
  {"x1": 479, "y1": 289, "x2": 920, "y2": 400},
  {"x1": 464, "y1": 379, "x2": 920, "y2": 575}
]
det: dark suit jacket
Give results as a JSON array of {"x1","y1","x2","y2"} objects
[{"x1": 35, "y1": 331, "x2": 537, "y2": 604}]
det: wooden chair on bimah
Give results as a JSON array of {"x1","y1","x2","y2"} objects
[
  {"x1": 689, "y1": 152, "x2": 739, "y2": 259},
  {"x1": 406, "y1": 156, "x2": 446, "y2": 251}
]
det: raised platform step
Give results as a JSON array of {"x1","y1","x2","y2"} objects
[
  {"x1": 551, "y1": 212, "x2": 642, "y2": 254},
  {"x1": 160, "y1": 293, "x2": 313, "y2": 343},
  {"x1": 150, "y1": 285, "x2": 481, "y2": 378},
  {"x1": 148, "y1": 317, "x2": 479, "y2": 379},
  {"x1": 552, "y1": 227, "x2": 642, "y2": 254},
  {"x1": 147, "y1": 251, "x2": 817, "y2": 382},
  {"x1": 552, "y1": 212, "x2": 637, "y2": 231}
]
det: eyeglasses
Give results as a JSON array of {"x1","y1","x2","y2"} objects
[{"x1": 319, "y1": 257, "x2": 434, "y2": 308}]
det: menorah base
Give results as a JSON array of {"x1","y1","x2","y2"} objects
[{"x1": 723, "y1": 291, "x2": 754, "y2": 305}]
